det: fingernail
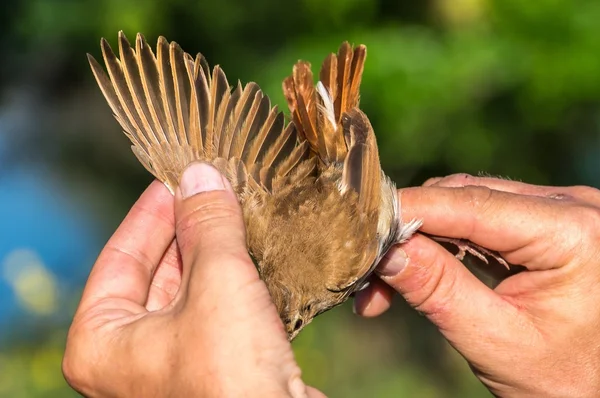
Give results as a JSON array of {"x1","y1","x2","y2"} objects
[
  {"x1": 376, "y1": 248, "x2": 408, "y2": 277},
  {"x1": 180, "y1": 162, "x2": 225, "y2": 198},
  {"x1": 352, "y1": 292, "x2": 370, "y2": 315}
]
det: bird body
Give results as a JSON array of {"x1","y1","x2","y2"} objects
[{"x1": 88, "y1": 32, "x2": 422, "y2": 340}]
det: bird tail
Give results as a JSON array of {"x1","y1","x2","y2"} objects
[
  {"x1": 282, "y1": 42, "x2": 367, "y2": 166},
  {"x1": 282, "y1": 42, "x2": 381, "y2": 214},
  {"x1": 88, "y1": 31, "x2": 312, "y2": 195}
]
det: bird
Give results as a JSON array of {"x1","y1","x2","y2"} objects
[{"x1": 88, "y1": 31, "x2": 504, "y2": 340}]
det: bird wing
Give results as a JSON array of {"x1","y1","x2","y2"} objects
[
  {"x1": 324, "y1": 108, "x2": 382, "y2": 292},
  {"x1": 339, "y1": 108, "x2": 382, "y2": 219},
  {"x1": 88, "y1": 31, "x2": 313, "y2": 197}
]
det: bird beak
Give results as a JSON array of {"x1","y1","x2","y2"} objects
[{"x1": 286, "y1": 317, "x2": 313, "y2": 341}]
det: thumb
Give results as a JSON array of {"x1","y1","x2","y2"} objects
[
  {"x1": 175, "y1": 162, "x2": 258, "y2": 296},
  {"x1": 377, "y1": 234, "x2": 528, "y2": 361},
  {"x1": 175, "y1": 163, "x2": 307, "y2": 397}
]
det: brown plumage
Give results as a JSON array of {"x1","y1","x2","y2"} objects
[{"x1": 88, "y1": 32, "x2": 423, "y2": 340}]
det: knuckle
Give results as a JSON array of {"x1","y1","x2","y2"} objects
[
  {"x1": 177, "y1": 199, "x2": 241, "y2": 236},
  {"x1": 461, "y1": 185, "x2": 494, "y2": 209},
  {"x1": 460, "y1": 185, "x2": 495, "y2": 237},
  {"x1": 430, "y1": 173, "x2": 477, "y2": 188},
  {"x1": 397, "y1": 245, "x2": 458, "y2": 325},
  {"x1": 571, "y1": 205, "x2": 600, "y2": 240},
  {"x1": 423, "y1": 176, "x2": 442, "y2": 186},
  {"x1": 567, "y1": 185, "x2": 600, "y2": 202},
  {"x1": 552, "y1": 204, "x2": 600, "y2": 267},
  {"x1": 131, "y1": 201, "x2": 174, "y2": 228},
  {"x1": 104, "y1": 243, "x2": 155, "y2": 274},
  {"x1": 176, "y1": 197, "x2": 244, "y2": 254},
  {"x1": 414, "y1": 265, "x2": 457, "y2": 324},
  {"x1": 445, "y1": 173, "x2": 476, "y2": 186}
]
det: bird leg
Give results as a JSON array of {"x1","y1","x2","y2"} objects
[{"x1": 430, "y1": 236, "x2": 510, "y2": 269}]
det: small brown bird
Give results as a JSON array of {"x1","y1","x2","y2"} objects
[{"x1": 88, "y1": 32, "x2": 502, "y2": 340}]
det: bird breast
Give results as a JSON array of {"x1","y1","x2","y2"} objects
[{"x1": 243, "y1": 177, "x2": 375, "y2": 288}]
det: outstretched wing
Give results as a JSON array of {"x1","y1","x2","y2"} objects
[{"x1": 88, "y1": 31, "x2": 312, "y2": 197}]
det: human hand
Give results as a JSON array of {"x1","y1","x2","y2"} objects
[
  {"x1": 355, "y1": 174, "x2": 600, "y2": 397},
  {"x1": 62, "y1": 163, "x2": 324, "y2": 398}
]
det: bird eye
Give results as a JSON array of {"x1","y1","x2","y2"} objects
[{"x1": 294, "y1": 318, "x2": 303, "y2": 331}]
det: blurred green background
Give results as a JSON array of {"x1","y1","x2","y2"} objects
[{"x1": 1, "y1": 0, "x2": 600, "y2": 396}]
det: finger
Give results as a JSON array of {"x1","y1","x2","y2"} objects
[
  {"x1": 79, "y1": 181, "x2": 175, "y2": 311},
  {"x1": 306, "y1": 386, "x2": 328, "y2": 398},
  {"x1": 428, "y1": 173, "x2": 600, "y2": 206},
  {"x1": 145, "y1": 240, "x2": 182, "y2": 311},
  {"x1": 353, "y1": 277, "x2": 394, "y2": 317},
  {"x1": 174, "y1": 162, "x2": 258, "y2": 299},
  {"x1": 399, "y1": 185, "x2": 583, "y2": 269},
  {"x1": 430, "y1": 174, "x2": 553, "y2": 195},
  {"x1": 422, "y1": 176, "x2": 442, "y2": 186},
  {"x1": 561, "y1": 185, "x2": 600, "y2": 207},
  {"x1": 288, "y1": 377, "x2": 328, "y2": 398},
  {"x1": 376, "y1": 234, "x2": 538, "y2": 361}
]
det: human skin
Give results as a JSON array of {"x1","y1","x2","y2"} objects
[
  {"x1": 355, "y1": 173, "x2": 600, "y2": 397},
  {"x1": 62, "y1": 162, "x2": 325, "y2": 398},
  {"x1": 63, "y1": 167, "x2": 600, "y2": 397}
]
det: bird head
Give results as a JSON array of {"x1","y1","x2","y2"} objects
[{"x1": 263, "y1": 274, "x2": 340, "y2": 341}]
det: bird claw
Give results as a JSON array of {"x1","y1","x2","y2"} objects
[{"x1": 431, "y1": 237, "x2": 510, "y2": 269}]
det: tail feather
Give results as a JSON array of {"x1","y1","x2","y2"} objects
[
  {"x1": 281, "y1": 42, "x2": 381, "y2": 224},
  {"x1": 319, "y1": 54, "x2": 337, "y2": 105},
  {"x1": 282, "y1": 41, "x2": 368, "y2": 167},
  {"x1": 348, "y1": 46, "x2": 366, "y2": 111},
  {"x1": 334, "y1": 42, "x2": 353, "y2": 121}
]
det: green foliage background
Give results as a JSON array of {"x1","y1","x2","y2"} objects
[{"x1": 1, "y1": 0, "x2": 600, "y2": 396}]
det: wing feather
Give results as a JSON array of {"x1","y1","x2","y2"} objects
[{"x1": 89, "y1": 31, "x2": 310, "y2": 195}]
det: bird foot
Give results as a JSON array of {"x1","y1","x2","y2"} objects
[{"x1": 431, "y1": 237, "x2": 509, "y2": 269}]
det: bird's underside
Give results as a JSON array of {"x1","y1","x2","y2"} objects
[
  {"x1": 89, "y1": 31, "x2": 509, "y2": 339},
  {"x1": 88, "y1": 31, "x2": 400, "y2": 327}
]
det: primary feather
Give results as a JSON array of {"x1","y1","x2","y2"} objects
[{"x1": 88, "y1": 31, "x2": 310, "y2": 197}]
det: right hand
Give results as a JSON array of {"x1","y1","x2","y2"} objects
[{"x1": 355, "y1": 174, "x2": 600, "y2": 397}]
